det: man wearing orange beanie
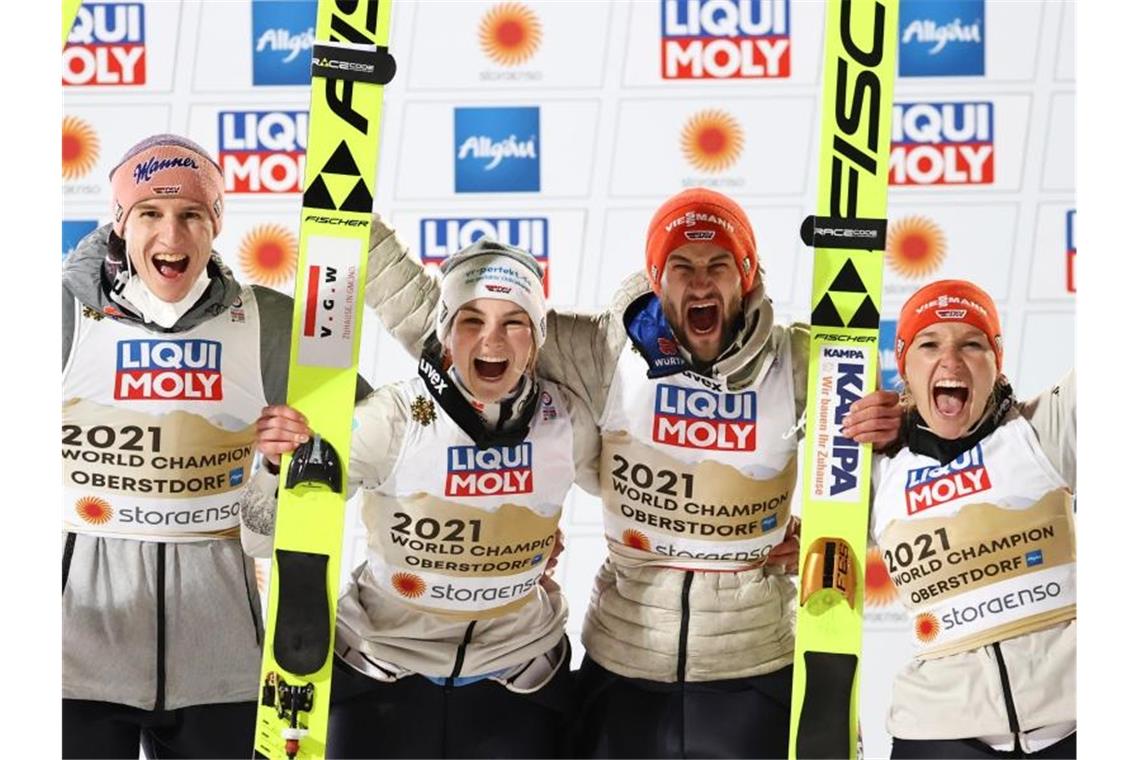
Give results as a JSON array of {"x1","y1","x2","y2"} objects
[
  {"x1": 61, "y1": 133, "x2": 368, "y2": 758},
  {"x1": 360, "y1": 186, "x2": 903, "y2": 758}
]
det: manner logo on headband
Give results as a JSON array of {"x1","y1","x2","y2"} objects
[{"x1": 132, "y1": 155, "x2": 199, "y2": 184}]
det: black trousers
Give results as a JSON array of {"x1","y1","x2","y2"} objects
[
  {"x1": 326, "y1": 650, "x2": 574, "y2": 759},
  {"x1": 571, "y1": 655, "x2": 794, "y2": 759},
  {"x1": 892, "y1": 733, "x2": 1077, "y2": 759},
  {"x1": 61, "y1": 698, "x2": 257, "y2": 759}
]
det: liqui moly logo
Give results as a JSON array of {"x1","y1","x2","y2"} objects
[
  {"x1": 420, "y1": 217, "x2": 549, "y2": 295},
  {"x1": 898, "y1": 0, "x2": 985, "y2": 77},
  {"x1": 114, "y1": 340, "x2": 222, "y2": 400},
  {"x1": 890, "y1": 102, "x2": 993, "y2": 186},
  {"x1": 445, "y1": 444, "x2": 534, "y2": 496},
  {"x1": 1066, "y1": 209, "x2": 1075, "y2": 293},
  {"x1": 906, "y1": 445, "x2": 991, "y2": 514},
  {"x1": 652, "y1": 385, "x2": 757, "y2": 451},
  {"x1": 218, "y1": 111, "x2": 308, "y2": 194},
  {"x1": 660, "y1": 0, "x2": 790, "y2": 79},
  {"x1": 63, "y1": 3, "x2": 146, "y2": 86}
]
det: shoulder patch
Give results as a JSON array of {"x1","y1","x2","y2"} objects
[{"x1": 411, "y1": 395, "x2": 436, "y2": 426}]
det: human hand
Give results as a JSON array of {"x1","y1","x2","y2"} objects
[
  {"x1": 255, "y1": 405, "x2": 312, "y2": 466},
  {"x1": 843, "y1": 389, "x2": 903, "y2": 451},
  {"x1": 766, "y1": 516, "x2": 801, "y2": 574}
]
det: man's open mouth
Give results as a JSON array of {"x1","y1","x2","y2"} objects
[
  {"x1": 686, "y1": 301, "x2": 720, "y2": 335},
  {"x1": 153, "y1": 252, "x2": 190, "y2": 279}
]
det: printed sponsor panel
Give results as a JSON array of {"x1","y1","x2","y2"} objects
[
  {"x1": 185, "y1": 104, "x2": 310, "y2": 196},
  {"x1": 1040, "y1": 92, "x2": 1074, "y2": 191},
  {"x1": 878, "y1": 203, "x2": 1018, "y2": 304},
  {"x1": 808, "y1": 344, "x2": 871, "y2": 504},
  {"x1": 63, "y1": 1, "x2": 180, "y2": 91},
  {"x1": 895, "y1": 0, "x2": 1043, "y2": 81},
  {"x1": 388, "y1": 209, "x2": 586, "y2": 308},
  {"x1": 213, "y1": 209, "x2": 303, "y2": 295},
  {"x1": 608, "y1": 98, "x2": 814, "y2": 197},
  {"x1": 1017, "y1": 312, "x2": 1074, "y2": 401},
  {"x1": 1027, "y1": 203, "x2": 1075, "y2": 301},
  {"x1": 1053, "y1": 0, "x2": 1074, "y2": 82},
  {"x1": 622, "y1": 0, "x2": 824, "y2": 86},
  {"x1": 393, "y1": 101, "x2": 598, "y2": 199},
  {"x1": 63, "y1": 220, "x2": 101, "y2": 258},
  {"x1": 595, "y1": 205, "x2": 800, "y2": 311},
  {"x1": 191, "y1": 0, "x2": 318, "y2": 90},
  {"x1": 296, "y1": 235, "x2": 364, "y2": 370},
  {"x1": 61, "y1": 104, "x2": 173, "y2": 205},
  {"x1": 888, "y1": 97, "x2": 1031, "y2": 190},
  {"x1": 407, "y1": 1, "x2": 610, "y2": 89}
]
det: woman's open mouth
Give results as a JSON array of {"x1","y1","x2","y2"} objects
[
  {"x1": 932, "y1": 378, "x2": 970, "y2": 418},
  {"x1": 473, "y1": 356, "x2": 509, "y2": 381}
]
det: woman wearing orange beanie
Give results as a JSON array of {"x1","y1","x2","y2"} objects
[{"x1": 870, "y1": 280, "x2": 1075, "y2": 759}]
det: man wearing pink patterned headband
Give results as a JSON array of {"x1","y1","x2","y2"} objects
[{"x1": 61, "y1": 133, "x2": 368, "y2": 758}]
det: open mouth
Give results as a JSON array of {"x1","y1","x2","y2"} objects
[
  {"x1": 686, "y1": 301, "x2": 720, "y2": 335},
  {"x1": 932, "y1": 379, "x2": 970, "y2": 418},
  {"x1": 473, "y1": 356, "x2": 509, "y2": 382},
  {"x1": 152, "y1": 252, "x2": 190, "y2": 279}
]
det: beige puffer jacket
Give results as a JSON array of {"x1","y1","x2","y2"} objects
[{"x1": 362, "y1": 216, "x2": 813, "y2": 682}]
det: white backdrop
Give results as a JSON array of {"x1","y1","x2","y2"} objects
[{"x1": 63, "y1": 2, "x2": 1074, "y2": 757}]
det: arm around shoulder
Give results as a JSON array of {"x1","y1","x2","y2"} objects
[{"x1": 1019, "y1": 369, "x2": 1076, "y2": 489}]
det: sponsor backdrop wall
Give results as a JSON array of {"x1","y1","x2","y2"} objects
[{"x1": 63, "y1": 1, "x2": 1074, "y2": 756}]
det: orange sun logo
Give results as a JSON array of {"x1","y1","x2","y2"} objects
[
  {"x1": 391, "y1": 572, "x2": 427, "y2": 599},
  {"x1": 887, "y1": 215, "x2": 947, "y2": 279},
  {"x1": 62, "y1": 116, "x2": 100, "y2": 181},
  {"x1": 864, "y1": 547, "x2": 899, "y2": 608},
  {"x1": 621, "y1": 529, "x2": 651, "y2": 552},
  {"x1": 681, "y1": 109, "x2": 744, "y2": 174},
  {"x1": 914, "y1": 612, "x2": 941, "y2": 643},
  {"x1": 238, "y1": 224, "x2": 298, "y2": 287},
  {"x1": 75, "y1": 496, "x2": 113, "y2": 525},
  {"x1": 479, "y1": 3, "x2": 542, "y2": 66}
]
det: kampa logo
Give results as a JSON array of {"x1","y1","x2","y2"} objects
[
  {"x1": 660, "y1": 0, "x2": 790, "y2": 79},
  {"x1": 480, "y1": 3, "x2": 542, "y2": 67},
  {"x1": 1065, "y1": 209, "x2": 1075, "y2": 293},
  {"x1": 114, "y1": 340, "x2": 223, "y2": 401},
  {"x1": 827, "y1": 361, "x2": 864, "y2": 496},
  {"x1": 823, "y1": 348, "x2": 863, "y2": 360},
  {"x1": 454, "y1": 107, "x2": 541, "y2": 193},
  {"x1": 251, "y1": 0, "x2": 317, "y2": 86},
  {"x1": 898, "y1": 0, "x2": 984, "y2": 78},
  {"x1": 890, "y1": 102, "x2": 994, "y2": 186},
  {"x1": 63, "y1": 3, "x2": 146, "y2": 86},
  {"x1": 420, "y1": 218, "x2": 550, "y2": 296},
  {"x1": 886, "y1": 216, "x2": 946, "y2": 279},
  {"x1": 905, "y1": 445, "x2": 991, "y2": 515},
  {"x1": 218, "y1": 111, "x2": 308, "y2": 194},
  {"x1": 238, "y1": 224, "x2": 297, "y2": 287},
  {"x1": 681, "y1": 109, "x2": 744, "y2": 173},
  {"x1": 445, "y1": 444, "x2": 534, "y2": 496},
  {"x1": 652, "y1": 385, "x2": 757, "y2": 451}
]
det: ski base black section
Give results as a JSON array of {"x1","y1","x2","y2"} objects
[
  {"x1": 272, "y1": 550, "x2": 332, "y2": 676},
  {"x1": 795, "y1": 651, "x2": 858, "y2": 759}
]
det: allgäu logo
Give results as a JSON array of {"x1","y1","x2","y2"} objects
[
  {"x1": 454, "y1": 107, "x2": 541, "y2": 193},
  {"x1": 898, "y1": 0, "x2": 985, "y2": 77},
  {"x1": 251, "y1": 0, "x2": 317, "y2": 86}
]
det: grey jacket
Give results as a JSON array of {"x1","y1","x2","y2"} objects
[{"x1": 62, "y1": 225, "x2": 296, "y2": 710}]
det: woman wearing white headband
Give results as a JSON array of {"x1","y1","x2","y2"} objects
[
  {"x1": 241, "y1": 239, "x2": 597, "y2": 758},
  {"x1": 870, "y1": 279, "x2": 1075, "y2": 759}
]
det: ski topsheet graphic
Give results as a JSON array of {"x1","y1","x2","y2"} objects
[
  {"x1": 254, "y1": 2, "x2": 395, "y2": 758},
  {"x1": 789, "y1": 2, "x2": 897, "y2": 759}
]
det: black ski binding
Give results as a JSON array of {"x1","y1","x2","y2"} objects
[
  {"x1": 285, "y1": 434, "x2": 342, "y2": 493},
  {"x1": 261, "y1": 672, "x2": 315, "y2": 760}
]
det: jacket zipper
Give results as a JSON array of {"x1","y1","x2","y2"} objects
[
  {"x1": 991, "y1": 642, "x2": 1022, "y2": 753},
  {"x1": 677, "y1": 571, "x2": 695, "y2": 757},
  {"x1": 447, "y1": 621, "x2": 478, "y2": 686},
  {"x1": 155, "y1": 542, "x2": 167, "y2": 712},
  {"x1": 62, "y1": 532, "x2": 77, "y2": 594},
  {"x1": 241, "y1": 554, "x2": 263, "y2": 646}
]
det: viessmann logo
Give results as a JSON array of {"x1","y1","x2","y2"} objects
[
  {"x1": 114, "y1": 340, "x2": 223, "y2": 401},
  {"x1": 660, "y1": 0, "x2": 790, "y2": 79},
  {"x1": 653, "y1": 385, "x2": 757, "y2": 451}
]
